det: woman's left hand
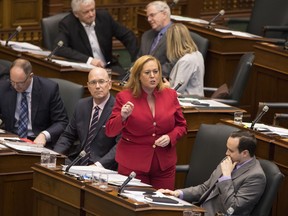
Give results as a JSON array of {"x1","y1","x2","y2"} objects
[{"x1": 154, "y1": 135, "x2": 170, "y2": 147}]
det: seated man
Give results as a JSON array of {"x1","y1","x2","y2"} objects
[
  {"x1": 55, "y1": 0, "x2": 138, "y2": 79},
  {"x1": 159, "y1": 131, "x2": 266, "y2": 216},
  {"x1": 54, "y1": 67, "x2": 119, "y2": 170},
  {"x1": 0, "y1": 58, "x2": 68, "y2": 148}
]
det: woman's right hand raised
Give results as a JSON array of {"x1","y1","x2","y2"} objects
[{"x1": 121, "y1": 101, "x2": 134, "y2": 121}]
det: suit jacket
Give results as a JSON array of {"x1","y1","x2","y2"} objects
[
  {"x1": 0, "y1": 76, "x2": 68, "y2": 147},
  {"x1": 55, "y1": 9, "x2": 138, "y2": 65},
  {"x1": 138, "y1": 29, "x2": 174, "y2": 78},
  {"x1": 181, "y1": 157, "x2": 266, "y2": 216},
  {"x1": 105, "y1": 88, "x2": 187, "y2": 172},
  {"x1": 54, "y1": 95, "x2": 118, "y2": 170}
]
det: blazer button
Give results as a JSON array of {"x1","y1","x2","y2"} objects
[
  {"x1": 153, "y1": 145, "x2": 156, "y2": 148},
  {"x1": 152, "y1": 133, "x2": 156, "y2": 137}
]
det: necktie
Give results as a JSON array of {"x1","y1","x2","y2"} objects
[
  {"x1": 80, "y1": 106, "x2": 100, "y2": 165},
  {"x1": 17, "y1": 92, "x2": 28, "y2": 138},
  {"x1": 150, "y1": 32, "x2": 163, "y2": 53}
]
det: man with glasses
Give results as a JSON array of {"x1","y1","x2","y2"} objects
[
  {"x1": 138, "y1": 1, "x2": 173, "y2": 78},
  {"x1": 54, "y1": 67, "x2": 119, "y2": 170},
  {"x1": 54, "y1": 0, "x2": 138, "y2": 79},
  {"x1": 0, "y1": 58, "x2": 68, "y2": 148}
]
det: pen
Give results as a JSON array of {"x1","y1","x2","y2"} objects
[{"x1": 4, "y1": 138, "x2": 26, "y2": 143}]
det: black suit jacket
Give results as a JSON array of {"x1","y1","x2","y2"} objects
[
  {"x1": 55, "y1": 9, "x2": 138, "y2": 65},
  {"x1": 0, "y1": 76, "x2": 68, "y2": 147},
  {"x1": 54, "y1": 95, "x2": 119, "y2": 170}
]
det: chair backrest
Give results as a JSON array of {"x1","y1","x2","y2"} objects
[
  {"x1": 190, "y1": 31, "x2": 209, "y2": 60},
  {"x1": 247, "y1": 0, "x2": 288, "y2": 38},
  {"x1": 0, "y1": 59, "x2": 12, "y2": 80},
  {"x1": 228, "y1": 52, "x2": 254, "y2": 104},
  {"x1": 251, "y1": 159, "x2": 284, "y2": 216},
  {"x1": 185, "y1": 123, "x2": 238, "y2": 187},
  {"x1": 49, "y1": 78, "x2": 84, "y2": 120},
  {"x1": 41, "y1": 12, "x2": 69, "y2": 50}
]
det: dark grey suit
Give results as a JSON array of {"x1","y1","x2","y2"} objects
[
  {"x1": 138, "y1": 29, "x2": 174, "y2": 78},
  {"x1": 0, "y1": 76, "x2": 68, "y2": 148},
  {"x1": 54, "y1": 95, "x2": 118, "y2": 170},
  {"x1": 181, "y1": 157, "x2": 266, "y2": 216}
]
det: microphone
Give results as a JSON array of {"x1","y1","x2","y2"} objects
[
  {"x1": 250, "y1": 105, "x2": 269, "y2": 130},
  {"x1": 118, "y1": 171, "x2": 136, "y2": 195},
  {"x1": 207, "y1": 9, "x2": 225, "y2": 29},
  {"x1": 65, "y1": 150, "x2": 86, "y2": 173},
  {"x1": 5, "y1": 26, "x2": 22, "y2": 46},
  {"x1": 119, "y1": 70, "x2": 131, "y2": 86},
  {"x1": 173, "y1": 80, "x2": 184, "y2": 91},
  {"x1": 47, "y1": 40, "x2": 64, "y2": 61},
  {"x1": 169, "y1": 0, "x2": 179, "y2": 8}
]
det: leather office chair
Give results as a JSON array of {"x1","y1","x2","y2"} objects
[
  {"x1": 251, "y1": 159, "x2": 284, "y2": 216},
  {"x1": 204, "y1": 52, "x2": 254, "y2": 106},
  {"x1": 176, "y1": 123, "x2": 238, "y2": 187},
  {"x1": 190, "y1": 31, "x2": 209, "y2": 60},
  {"x1": 49, "y1": 78, "x2": 84, "y2": 120},
  {"x1": 0, "y1": 59, "x2": 11, "y2": 80},
  {"x1": 226, "y1": 0, "x2": 288, "y2": 42},
  {"x1": 41, "y1": 12, "x2": 69, "y2": 50}
]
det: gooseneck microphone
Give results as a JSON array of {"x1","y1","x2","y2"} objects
[
  {"x1": 250, "y1": 105, "x2": 269, "y2": 130},
  {"x1": 47, "y1": 40, "x2": 64, "y2": 61},
  {"x1": 169, "y1": 0, "x2": 179, "y2": 8},
  {"x1": 65, "y1": 150, "x2": 86, "y2": 173},
  {"x1": 173, "y1": 81, "x2": 184, "y2": 91},
  {"x1": 118, "y1": 171, "x2": 136, "y2": 195},
  {"x1": 207, "y1": 9, "x2": 225, "y2": 29},
  {"x1": 5, "y1": 26, "x2": 22, "y2": 46},
  {"x1": 119, "y1": 70, "x2": 130, "y2": 86}
]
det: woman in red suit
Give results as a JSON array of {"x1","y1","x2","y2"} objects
[{"x1": 105, "y1": 55, "x2": 187, "y2": 190}]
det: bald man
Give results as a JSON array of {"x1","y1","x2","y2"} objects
[{"x1": 54, "y1": 67, "x2": 119, "y2": 170}]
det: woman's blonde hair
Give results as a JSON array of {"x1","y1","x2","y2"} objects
[
  {"x1": 166, "y1": 23, "x2": 198, "y2": 63},
  {"x1": 125, "y1": 55, "x2": 165, "y2": 97}
]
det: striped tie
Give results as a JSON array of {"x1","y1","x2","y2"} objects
[
  {"x1": 17, "y1": 92, "x2": 28, "y2": 138},
  {"x1": 80, "y1": 106, "x2": 100, "y2": 165}
]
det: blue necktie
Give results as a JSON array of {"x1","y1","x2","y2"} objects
[
  {"x1": 150, "y1": 32, "x2": 163, "y2": 53},
  {"x1": 80, "y1": 106, "x2": 100, "y2": 165},
  {"x1": 17, "y1": 92, "x2": 28, "y2": 138}
]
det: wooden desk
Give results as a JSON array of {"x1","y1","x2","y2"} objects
[
  {"x1": 251, "y1": 43, "x2": 288, "y2": 121},
  {"x1": 221, "y1": 120, "x2": 288, "y2": 216},
  {"x1": 111, "y1": 82, "x2": 243, "y2": 188},
  {"x1": 32, "y1": 164, "x2": 205, "y2": 216}
]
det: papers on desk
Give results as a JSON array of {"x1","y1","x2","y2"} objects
[
  {"x1": 0, "y1": 137, "x2": 59, "y2": 154},
  {"x1": 52, "y1": 59, "x2": 95, "y2": 71},
  {"x1": 214, "y1": 28, "x2": 262, "y2": 38},
  {"x1": 171, "y1": 15, "x2": 209, "y2": 24},
  {"x1": 66, "y1": 165, "x2": 151, "y2": 187},
  {"x1": 178, "y1": 98, "x2": 230, "y2": 108},
  {"x1": 242, "y1": 122, "x2": 288, "y2": 137}
]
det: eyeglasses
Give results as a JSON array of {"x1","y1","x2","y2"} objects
[
  {"x1": 146, "y1": 11, "x2": 163, "y2": 20},
  {"x1": 87, "y1": 79, "x2": 109, "y2": 86},
  {"x1": 9, "y1": 75, "x2": 30, "y2": 86}
]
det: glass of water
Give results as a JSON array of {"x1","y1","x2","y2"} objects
[{"x1": 234, "y1": 111, "x2": 243, "y2": 124}]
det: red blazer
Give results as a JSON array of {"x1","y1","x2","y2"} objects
[{"x1": 105, "y1": 88, "x2": 187, "y2": 172}]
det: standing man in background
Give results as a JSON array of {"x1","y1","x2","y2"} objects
[
  {"x1": 138, "y1": 1, "x2": 173, "y2": 78},
  {"x1": 0, "y1": 58, "x2": 68, "y2": 148},
  {"x1": 55, "y1": 0, "x2": 138, "y2": 79}
]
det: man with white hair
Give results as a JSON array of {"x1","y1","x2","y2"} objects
[{"x1": 55, "y1": 0, "x2": 138, "y2": 79}]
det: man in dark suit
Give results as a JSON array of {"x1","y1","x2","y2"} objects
[
  {"x1": 54, "y1": 0, "x2": 138, "y2": 79},
  {"x1": 159, "y1": 131, "x2": 266, "y2": 216},
  {"x1": 54, "y1": 67, "x2": 119, "y2": 170},
  {"x1": 0, "y1": 58, "x2": 68, "y2": 148},
  {"x1": 138, "y1": 1, "x2": 174, "y2": 78}
]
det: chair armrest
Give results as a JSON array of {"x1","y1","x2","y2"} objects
[
  {"x1": 263, "y1": 25, "x2": 288, "y2": 33},
  {"x1": 225, "y1": 17, "x2": 249, "y2": 25},
  {"x1": 204, "y1": 87, "x2": 217, "y2": 93},
  {"x1": 176, "y1": 164, "x2": 190, "y2": 173}
]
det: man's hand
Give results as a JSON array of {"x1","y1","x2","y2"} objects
[
  {"x1": 220, "y1": 156, "x2": 237, "y2": 177},
  {"x1": 157, "y1": 189, "x2": 180, "y2": 197},
  {"x1": 91, "y1": 58, "x2": 105, "y2": 67},
  {"x1": 33, "y1": 133, "x2": 47, "y2": 146}
]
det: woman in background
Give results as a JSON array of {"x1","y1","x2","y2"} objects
[
  {"x1": 105, "y1": 55, "x2": 187, "y2": 190},
  {"x1": 165, "y1": 23, "x2": 205, "y2": 96}
]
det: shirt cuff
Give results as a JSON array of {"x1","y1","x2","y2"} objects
[
  {"x1": 218, "y1": 175, "x2": 231, "y2": 182},
  {"x1": 176, "y1": 189, "x2": 184, "y2": 199},
  {"x1": 41, "y1": 131, "x2": 51, "y2": 142},
  {"x1": 94, "y1": 161, "x2": 104, "y2": 168},
  {"x1": 87, "y1": 57, "x2": 93, "y2": 65}
]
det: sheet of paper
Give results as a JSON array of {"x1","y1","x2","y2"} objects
[
  {"x1": 214, "y1": 28, "x2": 262, "y2": 38},
  {"x1": 0, "y1": 40, "x2": 43, "y2": 50},
  {"x1": 178, "y1": 98, "x2": 230, "y2": 107},
  {"x1": 242, "y1": 122, "x2": 288, "y2": 136},
  {"x1": 52, "y1": 59, "x2": 95, "y2": 71},
  {"x1": 171, "y1": 15, "x2": 209, "y2": 24}
]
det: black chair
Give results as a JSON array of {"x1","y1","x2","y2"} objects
[
  {"x1": 251, "y1": 159, "x2": 284, "y2": 216},
  {"x1": 176, "y1": 123, "x2": 238, "y2": 187},
  {"x1": 226, "y1": 0, "x2": 288, "y2": 42},
  {"x1": 204, "y1": 52, "x2": 254, "y2": 106},
  {"x1": 190, "y1": 31, "x2": 209, "y2": 60},
  {"x1": 0, "y1": 59, "x2": 12, "y2": 80},
  {"x1": 49, "y1": 78, "x2": 84, "y2": 120},
  {"x1": 41, "y1": 12, "x2": 69, "y2": 50}
]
